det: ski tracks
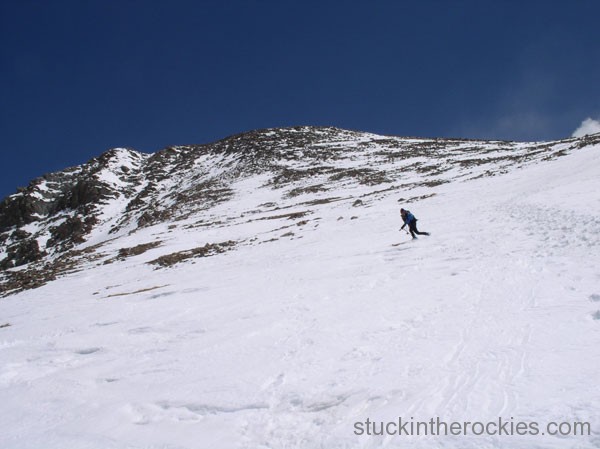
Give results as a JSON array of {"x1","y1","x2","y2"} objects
[{"x1": 398, "y1": 207, "x2": 540, "y2": 424}]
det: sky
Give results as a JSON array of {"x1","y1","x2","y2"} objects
[{"x1": 1, "y1": 0, "x2": 599, "y2": 198}]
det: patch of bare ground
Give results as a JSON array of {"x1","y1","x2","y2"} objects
[
  {"x1": 147, "y1": 241, "x2": 237, "y2": 268},
  {"x1": 103, "y1": 241, "x2": 163, "y2": 265},
  {"x1": 254, "y1": 210, "x2": 312, "y2": 221},
  {"x1": 0, "y1": 242, "x2": 108, "y2": 297},
  {"x1": 106, "y1": 284, "x2": 169, "y2": 298}
]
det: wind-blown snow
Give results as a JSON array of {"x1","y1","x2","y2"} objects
[
  {"x1": 0, "y1": 140, "x2": 599, "y2": 448},
  {"x1": 572, "y1": 118, "x2": 600, "y2": 137}
]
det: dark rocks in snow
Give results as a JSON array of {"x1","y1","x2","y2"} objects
[
  {"x1": 47, "y1": 215, "x2": 98, "y2": 249},
  {"x1": 287, "y1": 184, "x2": 329, "y2": 197},
  {"x1": 0, "y1": 126, "x2": 596, "y2": 296},
  {"x1": 255, "y1": 210, "x2": 311, "y2": 221},
  {"x1": 0, "y1": 177, "x2": 111, "y2": 233},
  {"x1": 0, "y1": 237, "x2": 46, "y2": 269},
  {"x1": 11, "y1": 229, "x2": 31, "y2": 240},
  {"x1": 147, "y1": 241, "x2": 237, "y2": 268},
  {"x1": 67, "y1": 180, "x2": 114, "y2": 209},
  {"x1": 0, "y1": 243, "x2": 106, "y2": 297},
  {"x1": 329, "y1": 167, "x2": 391, "y2": 186},
  {"x1": 0, "y1": 193, "x2": 40, "y2": 232},
  {"x1": 117, "y1": 241, "x2": 162, "y2": 259}
]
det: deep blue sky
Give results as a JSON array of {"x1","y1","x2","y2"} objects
[{"x1": 1, "y1": 1, "x2": 599, "y2": 198}]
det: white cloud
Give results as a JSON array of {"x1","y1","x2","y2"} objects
[{"x1": 572, "y1": 118, "x2": 600, "y2": 137}]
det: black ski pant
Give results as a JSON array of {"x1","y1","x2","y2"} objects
[{"x1": 409, "y1": 220, "x2": 429, "y2": 238}]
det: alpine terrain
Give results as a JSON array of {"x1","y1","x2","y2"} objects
[{"x1": 1, "y1": 126, "x2": 599, "y2": 448}]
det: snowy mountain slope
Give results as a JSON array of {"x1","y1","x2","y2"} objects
[
  {"x1": 1, "y1": 127, "x2": 597, "y2": 297},
  {"x1": 0, "y1": 128, "x2": 599, "y2": 448}
]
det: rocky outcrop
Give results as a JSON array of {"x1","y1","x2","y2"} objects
[
  {"x1": 0, "y1": 127, "x2": 595, "y2": 296},
  {"x1": 47, "y1": 215, "x2": 98, "y2": 250},
  {"x1": 0, "y1": 237, "x2": 45, "y2": 269}
]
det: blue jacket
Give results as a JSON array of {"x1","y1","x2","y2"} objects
[{"x1": 402, "y1": 211, "x2": 416, "y2": 225}]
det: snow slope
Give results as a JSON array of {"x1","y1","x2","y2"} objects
[{"x1": 1, "y1": 135, "x2": 599, "y2": 448}]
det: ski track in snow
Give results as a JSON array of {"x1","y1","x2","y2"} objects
[{"x1": 1, "y1": 144, "x2": 600, "y2": 448}]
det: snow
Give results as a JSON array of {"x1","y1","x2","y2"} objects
[{"x1": 0, "y1": 143, "x2": 599, "y2": 448}]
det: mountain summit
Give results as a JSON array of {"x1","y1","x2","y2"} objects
[
  {"x1": 1, "y1": 127, "x2": 598, "y2": 296},
  {"x1": 1, "y1": 127, "x2": 600, "y2": 448}
]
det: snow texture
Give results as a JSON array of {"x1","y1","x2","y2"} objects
[{"x1": 0, "y1": 132, "x2": 599, "y2": 448}]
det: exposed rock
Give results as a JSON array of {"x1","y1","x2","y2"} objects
[
  {"x1": 0, "y1": 238, "x2": 45, "y2": 268},
  {"x1": 67, "y1": 180, "x2": 113, "y2": 208},
  {"x1": 47, "y1": 216, "x2": 97, "y2": 249},
  {"x1": 117, "y1": 241, "x2": 162, "y2": 259},
  {"x1": 147, "y1": 241, "x2": 237, "y2": 268},
  {"x1": 0, "y1": 194, "x2": 39, "y2": 231},
  {"x1": 0, "y1": 126, "x2": 593, "y2": 296},
  {"x1": 0, "y1": 243, "x2": 106, "y2": 297},
  {"x1": 11, "y1": 229, "x2": 31, "y2": 239},
  {"x1": 255, "y1": 211, "x2": 311, "y2": 221}
]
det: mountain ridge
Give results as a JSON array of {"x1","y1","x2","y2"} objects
[
  {"x1": 1, "y1": 126, "x2": 599, "y2": 296},
  {"x1": 1, "y1": 126, "x2": 600, "y2": 448}
]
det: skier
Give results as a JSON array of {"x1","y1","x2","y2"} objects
[{"x1": 400, "y1": 208, "x2": 430, "y2": 239}]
